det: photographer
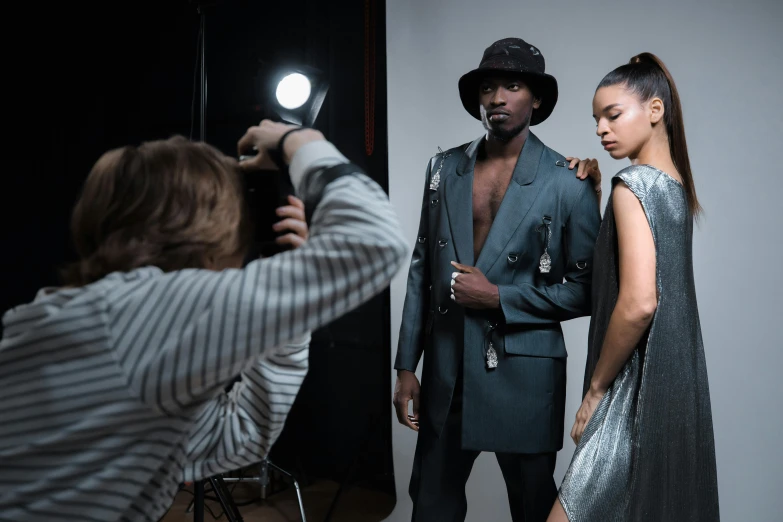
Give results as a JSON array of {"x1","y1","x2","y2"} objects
[{"x1": 0, "y1": 121, "x2": 407, "y2": 521}]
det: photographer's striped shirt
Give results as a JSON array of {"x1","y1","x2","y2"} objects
[{"x1": 0, "y1": 141, "x2": 408, "y2": 522}]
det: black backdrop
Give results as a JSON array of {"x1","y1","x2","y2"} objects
[{"x1": 2, "y1": 0, "x2": 394, "y2": 497}]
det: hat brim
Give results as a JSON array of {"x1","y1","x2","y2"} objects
[{"x1": 458, "y1": 69, "x2": 558, "y2": 126}]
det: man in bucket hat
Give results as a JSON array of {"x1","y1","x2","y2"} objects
[{"x1": 393, "y1": 38, "x2": 602, "y2": 521}]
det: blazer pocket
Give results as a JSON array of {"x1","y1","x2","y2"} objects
[{"x1": 502, "y1": 325, "x2": 568, "y2": 359}]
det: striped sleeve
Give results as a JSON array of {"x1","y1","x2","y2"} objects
[
  {"x1": 106, "y1": 140, "x2": 408, "y2": 420},
  {"x1": 182, "y1": 334, "x2": 310, "y2": 481}
]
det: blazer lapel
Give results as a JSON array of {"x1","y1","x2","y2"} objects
[
  {"x1": 475, "y1": 132, "x2": 545, "y2": 274},
  {"x1": 444, "y1": 137, "x2": 482, "y2": 267}
]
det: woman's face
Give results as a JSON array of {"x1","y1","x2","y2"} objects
[{"x1": 592, "y1": 84, "x2": 656, "y2": 160}]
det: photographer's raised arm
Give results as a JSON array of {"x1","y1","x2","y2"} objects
[
  {"x1": 182, "y1": 333, "x2": 311, "y2": 481},
  {"x1": 107, "y1": 128, "x2": 407, "y2": 433}
]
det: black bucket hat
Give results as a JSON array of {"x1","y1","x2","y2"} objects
[{"x1": 458, "y1": 37, "x2": 558, "y2": 125}]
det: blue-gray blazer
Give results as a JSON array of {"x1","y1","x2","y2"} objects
[{"x1": 395, "y1": 132, "x2": 601, "y2": 453}]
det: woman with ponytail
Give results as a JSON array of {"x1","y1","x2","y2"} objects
[{"x1": 548, "y1": 54, "x2": 719, "y2": 521}]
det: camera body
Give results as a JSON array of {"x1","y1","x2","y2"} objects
[{"x1": 241, "y1": 166, "x2": 296, "y2": 264}]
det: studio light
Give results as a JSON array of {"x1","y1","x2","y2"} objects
[
  {"x1": 256, "y1": 61, "x2": 329, "y2": 127},
  {"x1": 276, "y1": 73, "x2": 312, "y2": 110}
]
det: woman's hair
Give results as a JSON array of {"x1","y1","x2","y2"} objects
[
  {"x1": 597, "y1": 52, "x2": 702, "y2": 218},
  {"x1": 62, "y1": 135, "x2": 251, "y2": 286}
]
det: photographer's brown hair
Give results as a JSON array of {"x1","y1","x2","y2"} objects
[{"x1": 63, "y1": 136, "x2": 250, "y2": 286}]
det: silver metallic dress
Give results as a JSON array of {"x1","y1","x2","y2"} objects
[{"x1": 558, "y1": 165, "x2": 720, "y2": 521}]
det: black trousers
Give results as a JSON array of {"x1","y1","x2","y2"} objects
[{"x1": 409, "y1": 377, "x2": 557, "y2": 522}]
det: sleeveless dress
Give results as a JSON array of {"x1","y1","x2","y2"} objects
[{"x1": 558, "y1": 165, "x2": 720, "y2": 521}]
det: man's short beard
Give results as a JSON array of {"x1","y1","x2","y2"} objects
[{"x1": 482, "y1": 114, "x2": 530, "y2": 143}]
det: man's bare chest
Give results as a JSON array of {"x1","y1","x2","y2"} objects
[{"x1": 472, "y1": 164, "x2": 514, "y2": 224}]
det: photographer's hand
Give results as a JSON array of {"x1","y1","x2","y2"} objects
[
  {"x1": 273, "y1": 195, "x2": 308, "y2": 249},
  {"x1": 237, "y1": 120, "x2": 324, "y2": 171}
]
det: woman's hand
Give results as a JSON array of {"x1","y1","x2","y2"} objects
[
  {"x1": 570, "y1": 386, "x2": 606, "y2": 445},
  {"x1": 567, "y1": 156, "x2": 602, "y2": 193},
  {"x1": 273, "y1": 195, "x2": 308, "y2": 249}
]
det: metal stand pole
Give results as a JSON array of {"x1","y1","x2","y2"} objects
[
  {"x1": 220, "y1": 457, "x2": 307, "y2": 522},
  {"x1": 199, "y1": 4, "x2": 206, "y2": 141},
  {"x1": 193, "y1": 481, "x2": 205, "y2": 522}
]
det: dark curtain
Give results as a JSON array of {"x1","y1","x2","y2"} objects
[{"x1": 1, "y1": 0, "x2": 393, "y2": 495}]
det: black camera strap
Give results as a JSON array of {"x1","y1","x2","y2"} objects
[
  {"x1": 303, "y1": 163, "x2": 363, "y2": 225},
  {"x1": 267, "y1": 127, "x2": 310, "y2": 171}
]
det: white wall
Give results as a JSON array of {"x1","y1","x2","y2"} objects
[{"x1": 385, "y1": 1, "x2": 783, "y2": 521}]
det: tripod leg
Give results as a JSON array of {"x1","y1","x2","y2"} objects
[
  {"x1": 194, "y1": 481, "x2": 205, "y2": 522},
  {"x1": 321, "y1": 483, "x2": 345, "y2": 522},
  {"x1": 293, "y1": 477, "x2": 308, "y2": 522},
  {"x1": 217, "y1": 476, "x2": 245, "y2": 522},
  {"x1": 208, "y1": 477, "x2": 244, "y2": 522}
]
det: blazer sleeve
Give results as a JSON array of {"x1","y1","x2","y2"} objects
[
  {"x1": 497, "y1": 181, "x2": 601, "y2": 324},
  {"x1": 393, "y1": 158, "x2": 434, "y2": 372}
]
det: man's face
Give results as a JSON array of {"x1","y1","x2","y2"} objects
[{"x1": 479, "y1": 75, "x2": 541, "y2": 141}]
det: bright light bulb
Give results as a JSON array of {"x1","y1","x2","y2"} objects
[{"x1": 276, "y1": 73, "x2": 312, "y2": 110}]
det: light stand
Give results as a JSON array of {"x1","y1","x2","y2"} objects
[
  {"x1": 189, "y1": 5, "x2": 239, "y2": 520},
  {"x1": 221, "y1": 458, "x2": 307, "y2": 521},
  {"x1": 199, "y1": 6, "x2": 206, "y2": 142},
  {"x1": 186, "y1": 2, "x2": 306, "y2": 521}
]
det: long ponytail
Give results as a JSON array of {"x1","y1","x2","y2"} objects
[{"x1": 598, "y1": 53, "x2": 702, "y2": 218}]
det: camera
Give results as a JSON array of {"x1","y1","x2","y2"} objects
[{"x1": 240, "y1": 157, "x2": 297, "y2": 262}]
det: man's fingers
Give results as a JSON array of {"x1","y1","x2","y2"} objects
[
  {"x1": 238, "y1": 151, "x2": 277, "y2": 171},
  {"x1": 276, "y1": 204, "x2": 306, "y2": 222},
  {"x1": 237, "y1": 127, "x2": 258, "y2": 157},
  {"x1": 408, "y1": 394, "x2": 420, "y2": 431},
  {"x1": 287, "y1": 195, "x2": 305, "y2": 210},
  {"x1": 276, "y1": 233, "x2": 306, "y2": 249},
  {"x1": 568, "y1": 157, "x2": 580, "y2": 170},
  {"x1": 394, "y1": 397, "x2": 409, "y2": 426},
  {"x1": 273, "y1": 217, "x2": 308, "y2": 237},
  {"x1": 450, "y1": 261, "x2": 473, "y2": 273},
  {"x1": 450, "y1": 272, "x2": 461, "y2": 303},
  {"x1": 397, "y1": 399, "x2": 418, "y2": 431}
]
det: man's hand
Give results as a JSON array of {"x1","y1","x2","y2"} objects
[
  {"x1": 237, "y1": 119, "x2": 324, "y2": 171},
  {"x1": 450, "y1": 262, "x2": 500, "y2": 309},
  {"x1": 273, "y1": 195, "x2": 308, "y2": 249},
  {"x1": 393, "y1": 370, "x2": 421, "y2": 431},
  {"x1": 567, "y1": 156, "x2": 602, "y2": 193}
]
